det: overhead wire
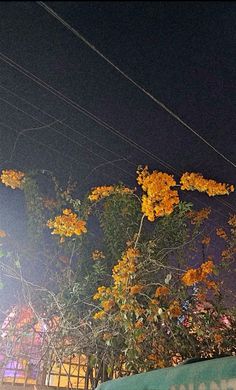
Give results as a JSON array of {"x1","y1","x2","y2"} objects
[
  {"x1": 0, "y1": 120, "x2": 125, "y2": 183},
  {"x1": 0, "y1": 120, "x2": 89, "y2": 169},
  {"x1": 0, "y1": 96, "x2": 133, "y2": 178},
  {"x1": 0, "y1": 37, "x2": 234, "y2": 214},
  {"x1": 36, "y1": 1, "x2": 236, "y2": 170},
  {"x1": 0, "y1": 94, "x2": 232, "y2": 217},
  {"x1": 0, "y1": 84, "x2": 137, "y2": 171},
  {"x1": 0, "y1": 52, "x2": 177, "y2": 173},
  {"x1": 0, "y1": 75, "x2": 234, "y2": 216}
]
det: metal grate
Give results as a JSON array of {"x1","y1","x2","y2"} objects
[{"x1": 0, "y1": 320, "x2": 93, "y2": 389}]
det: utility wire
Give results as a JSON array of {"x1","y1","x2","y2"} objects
[
  {"x1": 0, "y1": 52, "x2": 177, "y2": 173},
  {"x1": 1, "y1": 96, "x2": 233, "y2": 217},
  {"x1": 7, "y1": 120, "x2": 59, "y2": 163},
  {"x1": 37, "y1": 1, "x2": 236, "y2": 170},
  {"x1": 0, "y1": 84, "x2": 137, "y2": 171},
  {"x1": 0, "y1": 62, "x2": 234, "y2": 214},
  {"x1": 0, "y1": 96, "x2": 133, "y2": 178},
  {"x1": 0, "y1": 120, "x2": 89, "y2": 169},
  {"x1": 1, "y1": 89, "x2": 234, "y2": 215},
  {"x1": 0, "y1": 120, "x2": 127, "y2": 183}
]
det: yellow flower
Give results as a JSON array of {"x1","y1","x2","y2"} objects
[
  {"x1": 93, "y1": 310, "x2": 106, "y2": 320},
  {"x1": 137, "y1": 167, "x2": 179, "y2": 221},
  {"x1": 88, "y1": 186, "x2": 114, "y2": 201},
  {"x1": 0, "y1": 169, "x2": 25, "y2": 189},
  {"x1": 92, "y1": 250, "x2": 105, "y2": 261},
  {"x1": 181, "y1": 260, "x2": 215, "y2": 286},
  {"x1": 181, "y1": 268, "x2": 202, "y2": 286},
  {"x1": 88, "y1": 185, "x2": 133, "y2": 202},
  {"x1": 180, "y1": 172, "x2": 234, "y2": 196},
  {"x1": 47, "y1": 209, "x2": 87, "y2": 237},
  {"x1": 101, "y1": 299, "x2": 115, "y2": 312}
]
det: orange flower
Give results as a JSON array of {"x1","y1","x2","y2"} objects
[
  {"x1": 0, "y1": 169, "x2": 25, "y2": 189},
  {"x1": 88, "y1": 185, "x2": 133, "y2": 202},
  {"x1": 200, "y1": 260, "x2": 215, "y2": 278},
  {"x1": 135, "y1": 319, "x2": 143, "y2": 329},
  {"x1": 202, "y1": 236, "x2": 210, "y2": 245},
  {"x1": 137, "y1": 166, "x2": 179, "y2": 221},
  {"x1": 155, "y1": 286, "x2": 170, "y2": 297},
  {"x1": 168, "y1": 301, "x2": 181, "y2": 318},
  {"x1": 130, "y1": 284, "x2": 143, "y2": 295},
  {"x1": 182, "y1": 268, "x2": 201, "y2": 286},
  {"x1": 101, "y1": 299, "x2": 115, "y2": 312},
  {"x1": 93, "y1": 310, "x2": 106, "y2": 320},
  {"x1": 205, "y1": 280, "x2": 219, "y2": 292},
  {"x1": 228, "y1": 215, "x2": 236, "y2": 227},
  {"x1": 180, "y1": 172, "x2": 234, "y2": 196},
  {"x1": 188, "y1": 208, "x2": 211, "y2": 225},
  {"x1": 214, "y1": 334, "x2": 223, "y2": 344},
  {"x1": 47, "y1": 209, "x2": 87, "y2": 237},
  {"x1": 216, "y1": 228, "x2": 227, "y2": 240},
  {"x1": 88, "y1": 186, "x2": 114, "y2": 201},
  {"x1": 182, "y1": 260, "x2": 215, "y2": 286}
]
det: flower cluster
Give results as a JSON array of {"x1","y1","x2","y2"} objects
[
  {"x1": 181, "y1": 260, "x2": 215, "y2": 286},
  {"x1": 228, "y1": 215, "x2": 236, "y2": 227},
  {"x1": 88, "y1": 185, "x2": 133, "y2": 202},
  {"x1": 92, "y1": 250, "x2": 105, "y2": 261},
  {"x1": 112, "y1": 247, "x2": 139, "y2": 287},
  {"x1": 137, "y1": 166, "x2": 179, "y2": 221},
  {"x1": 216, "y1": 228, "x2": 227, "y2": 240},
  {"x1": 93, "y1": 248, "x2": 140, "y2": 319},
  {"x1": 202, "y1": 236, "x2": 211, "y2": 245},
  {"x1": 188, "y1": 208, "x2": 211, "y2": 225},
  {"x1": 0, "y1": 169, "x2": 25, "y2": 189},
  {"x1": 180, "y1": 173, "x2": 234, "y2": 196},
  {"x1": 155, "y1": 286, "x2": 170, "y2": 297},
  {"x1": 47, "y1": 209, "x2": 87, "y2": 237}
]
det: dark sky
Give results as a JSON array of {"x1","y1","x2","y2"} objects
[{"x1": 0, "y1": 1, "x2": 236, "y2": 235}]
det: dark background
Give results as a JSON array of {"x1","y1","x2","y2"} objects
[{"x1": 0, "y1": 1, "x2": 235, "y2": 235}]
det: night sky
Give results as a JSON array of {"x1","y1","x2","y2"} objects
[{"x1": 0, "y1": 1, "x2": 236, "y2": 237}]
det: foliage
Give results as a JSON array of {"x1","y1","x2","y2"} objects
[{"x1": 0, "y1": 167, "x2": 235, "y2": 381}]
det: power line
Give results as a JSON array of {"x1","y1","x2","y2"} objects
[
  {"x1": 0, "y1": 120, "x2": 88, "y2": 169},
  {"x1": 1, "y1": 89, "x2": 234, "y2": 216},
  {"x1": 0, "y1": 84, "x2": 137, "y2": 171},
  {"x1": 0, "y1": 96, "x2": 133, "y2": 178},
  {"x1": 37, "y1": 1, "x2": 236, "y2": 170},
  {"x1": 1, "y1": 87, "x2": 234, "y2": 215},
  {"x1": 0, "y1": 120, "x2": 127, "y2": 183},
  {"x1": 0, "y1": 61, "x2": 234, "y2": 216},
  {"x1": 0, "y1": 52, "x2": 177, "y2": 174},
  {"x1": 7, "y1": 120, "x2": 59, "y2": 163}
]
